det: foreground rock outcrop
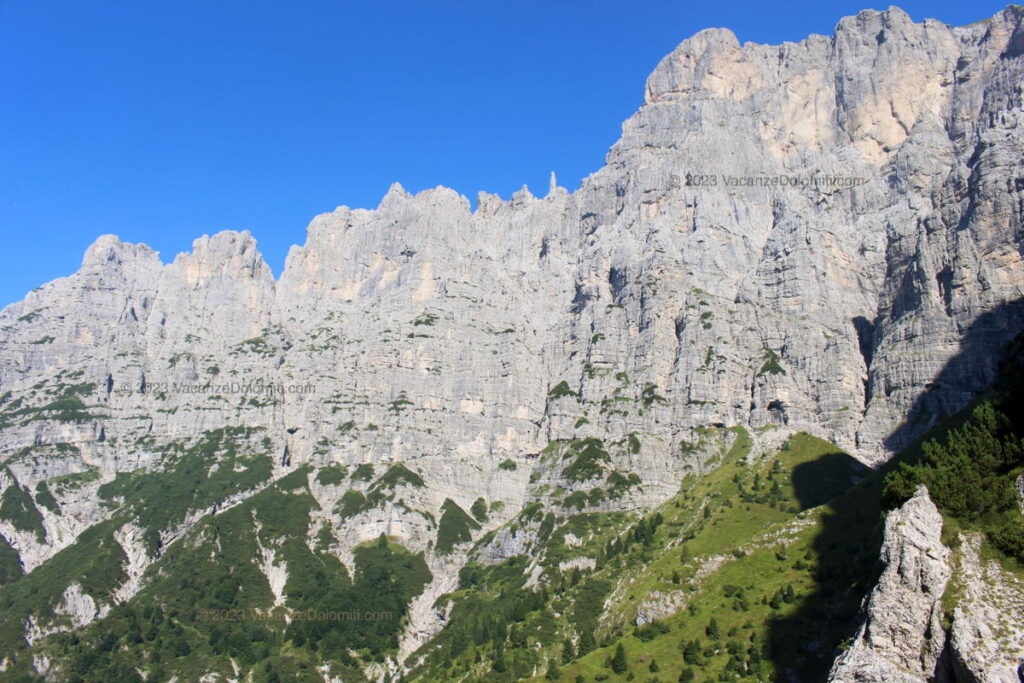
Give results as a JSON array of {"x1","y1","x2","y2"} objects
[
  {"x1": 829, "y1": 493, "x2": 1024, "y2": 683},
  {"x1": 829, "y1": 486, "x2": 950, "y2": 682}
]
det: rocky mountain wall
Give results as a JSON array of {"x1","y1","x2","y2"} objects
[{"x1": 1, "y1": 6, "x2": 1023, "y2": 675}]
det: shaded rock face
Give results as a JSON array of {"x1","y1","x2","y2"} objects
[
  {"x1": 828, "y1": 485, "x2": 950, "y2": 683},
  {"x1": 0, "y1": 4, "x2": 1023, "y2": 669}
]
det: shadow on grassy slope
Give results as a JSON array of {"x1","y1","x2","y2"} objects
[
  {"x1": 790, "y1": 451, "x2": 869, "y2": 511},
  {"x1": 765, "y1": 463, "x2": 885, "y2": 681}
]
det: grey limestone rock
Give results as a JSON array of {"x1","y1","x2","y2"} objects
[
  {"x1": 828, "y1": 485, "x2": 950, "y2": 682},
  {"x1": 1, "y1": 5, "x2": 1023, "y2": 673},
  {"x1": 948, "y1": 533, "x2": 1024, "y2": 682}
]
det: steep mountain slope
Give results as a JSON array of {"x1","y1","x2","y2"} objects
[
  {"x1": 0, "y1": 5, "x2": 1023, "y2": 682},
  {"x1": 403, "y1": 428, "x2": 882, "y2": 683}
]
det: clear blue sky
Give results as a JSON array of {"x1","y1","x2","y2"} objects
[{"x1": 0, "y1": 0, "x2": 1008, "y2": 306}]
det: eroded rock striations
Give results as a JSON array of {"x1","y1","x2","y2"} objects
[{"x1": 0, "y1": 4, "x2": 1023, "y2": 679}]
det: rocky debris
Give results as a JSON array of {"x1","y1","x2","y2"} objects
[
  {"x1": 253, "y1": 526, "x2": 289, "y2": 609},
  {"x1": 558, "y1": 557, "x2": 597, "y2": 573},
  {"x1": 635, "y1": 590, "x2": 688, "y2": 625},
  {"x1": 397, "y1": 559, "x2": 460, "y2": 664},
  {"x1": 949, "y1": 533, "x2": 1024, "y2": 682},
  {"x1": 25, "y1": 583, "x2": 110, "y2": 646},
  {"x1": 112, "y1": 522, "x2": 152, "y2": 604},
  {"x1": 828, "y1": 486, "x2": 950, "y2": 682}
]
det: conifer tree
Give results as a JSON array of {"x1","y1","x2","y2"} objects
[
  {"x1": 611, "y1": 642, "x2": 628, "y2": 673},
  {"x1": 706, "y1": 617, "x2": 720, "y2": 639}
]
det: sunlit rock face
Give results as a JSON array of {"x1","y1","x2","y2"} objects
[
  {"x1": 827, "y1": 486, "x2": 950, "y2": 683},
  {"x1": 0, "y1": 5, "x2": 1022, "y2": 669}
]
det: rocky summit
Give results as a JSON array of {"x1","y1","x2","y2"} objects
[{"x1": 0, "y1": 6, "x2": 1023, "y2": 683}]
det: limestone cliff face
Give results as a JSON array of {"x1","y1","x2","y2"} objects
[{"x1": 1, "y1": 4, "x2": 1023, "y2": 672}]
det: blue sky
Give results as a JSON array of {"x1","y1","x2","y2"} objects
[{"x1": 0, "y1": 0, "x2": 1008, "y2": 306}]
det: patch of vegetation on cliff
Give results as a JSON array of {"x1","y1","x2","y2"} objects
[
  {"x1": 388, "y1": 391, "x2": 413, "y2": 414},
  {"x1": 97, "y1": 427, "x2": 274, "y2": 554},
  {"x1": 3, "y1": 383, "x2": 98, "y2": 424},
  {"x1": 560, "y1": 438, "x2": 612, "y2": 483},
  {"x1": 315, "y1": 464, "x2": 347, "y2": 486},
  {"x1": 34, "y1": 481, "x2": 60, "y2": 515},
  {"x1": 37, "y1": 477, "x2": 430, "y2": 682},
  {"x1": 757, "y1": 347, "x2": 786, "y2": 376},
  {"x1": 48, "y1": 467, "x2": 100, "y2": 494},
  {"x1": 0, "y1": 474, "x2": 47, "y2": 542},
  {"x1": 413, "y1": 312, "x2": 439, "y2": 326},
  {"x1": 336, "y1": 489, "x2": 369, "y2": 519},
  {"x1": 547, "y1": 381, "x2": 579, "y2": 400},
  {"x1": 640, "y1": 382, "x2": 667, "y2": 409},
  {"x1": 230, "y1": 335, "x2": 279, "y2": 357},
  {"x1": 0, "y1": 535, "x2": 23, "y2": 586},
  {"x1": 436, "y1": 499, "x2": 481, "y2": 555},
  {"x1": 16, "y1": 308, "x2": 44, "y2": 323},
  {"x1": 470, "y1": 497, "x2": 489, "y2": 522},
  {"x1": 372, "y1": 463, "x2": 425, "y2": 490},
  {"x1": 350, "y1": 463, "x2": 375, "y2": 481}
]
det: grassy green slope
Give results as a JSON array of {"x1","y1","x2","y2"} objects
[{"x1": 406, "y1": 428, "x2": 881, "y2": 683}]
